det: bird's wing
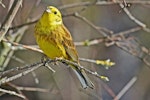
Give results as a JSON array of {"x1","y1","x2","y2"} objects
[
  {"x1": 61, "y1": 24, "x2": 79, "y2": 62},
  {"x1": 60, "y1": 24, "x2": 94, "y2": 89}
]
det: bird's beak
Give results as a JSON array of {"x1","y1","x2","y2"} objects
[{"x1": 46, "y1": 7, "x2": 51, "y2": 13}]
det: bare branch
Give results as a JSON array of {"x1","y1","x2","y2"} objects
[
  {"x1": 119, "y1": 3, "x2": 150, "y2": 33},
  {"x1": 0, "y1": 88, "x2": 26, "y2": 99},
  {"x1": 114, "y1": 76, "x2": 137, "y2": 100},
  {"x1": 2, "y1": 38, "x2": 42, "y2": 53},
  {"x1": 59, "y1": 1, "x2": 150, "y2": 10},
  {"x1": 9, "y1": 20, "x2": 38, "y2": 30},
  {"x1": 0, "y1": 0, "x2": 5, "y2": 8},
  {"x1": 0, "y1": 57, "x2": 109, "y2": 86},
  {"x1": 8, "y1": 83, "x2": 50, "y2": 92},
  {"x1": 0, "y1": 0, "x2": 23, "y2": 42},
  {"x1": 0, "y1": 60, "x2": 45, "y2": 85}
]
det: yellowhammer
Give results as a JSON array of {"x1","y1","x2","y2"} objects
[{"x1": 34, "y1": 6, "x2": 94, "y2": 89}]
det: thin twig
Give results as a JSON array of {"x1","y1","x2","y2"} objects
[
  {"x1": 0, "y1": 0, "x2": 23, "y2": 42},
  {"x1": 119, "y1": 3, "x2": 150, "y2": 33},
  {"x1": 2, "y1": 38, "x2": 42, "y2": 53},
  {"x1": 114, "y1": 76, "x2": 137, "y2": 100},
  {"x1": 0, "y1": 57, "x2": 108, "y2": 86},
  {"x1": 0, "y1": 60, "x2": 47, "y2": 85},
  {"x1": 59, "y1": 1, "x2": 150, "y2": 10},
  {"x1": 6, "y1": 83, "x2": 28, "y2": 99},
  {"x1": 55, "y1": 58, "x2": 109, "y2": 81},
  {"x1": 0, "y1": 26, "x2": 28, "y2": 71},
  {"x1": 0, "y1": 88, "x2": 26, "y2": 99},
  {"x1": 8, "y1": 83, "x2": 50, "y2": 92},
  {"x1": 0, "y1": 0, "x2": 5, "y2": 8},
  {"x1": 16, "y1": 86, "x2": 50, "y2": 92},
  {"x1": 74, "y1": 12, "x2": 108, "y2": 36},
  {"x1": 96, "y1": 0, "x2": 150, "y2": 5},
  {"x1": 9, "y1": 20, "x2": 38, "y2": 30},
  {"x1": 120, "y1": 3, "x2": 145, "y2": 27}
]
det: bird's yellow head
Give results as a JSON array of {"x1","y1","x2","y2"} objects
[{"x1": 40, "y1": 6, "x2": 62, "y2": 26}]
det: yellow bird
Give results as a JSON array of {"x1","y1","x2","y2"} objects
[{"x1": 34, "y1": 6, "x2": 94, "y2": 89}]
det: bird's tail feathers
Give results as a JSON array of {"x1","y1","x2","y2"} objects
[{"x1": 72, "y1": 66, "x2": 94, "y2": 89}]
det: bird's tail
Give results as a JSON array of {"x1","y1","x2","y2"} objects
[{"x1": 71, "y1": 65, "x2": 94, "y2": 89}]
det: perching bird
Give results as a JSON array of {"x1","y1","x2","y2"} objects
[{"x1": 34, "y1": 6, "x2": 94, "y2": 89}]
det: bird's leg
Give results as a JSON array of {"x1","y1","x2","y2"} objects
[
  {"x1": 41, "y1": 54, "x2": 49, "y2": 66},
  {"x1": 53, "y1": 57, "x2": 69, "y2": 66},
  {"x1": 52, "y1": 57, "x2": 61, "y2": 65},
  {"x1": 41, "y1": 55, "x2": 56, "y2": 73}
]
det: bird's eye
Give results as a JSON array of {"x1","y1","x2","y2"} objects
[{"x1": 54, "y1": 11, "x2": 57, "y2": 14}]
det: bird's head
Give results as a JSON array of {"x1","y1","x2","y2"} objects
[{"x1": 41, "y1": 6, "x2": 62, "y2": 26}]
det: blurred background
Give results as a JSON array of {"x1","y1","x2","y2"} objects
[{"x1": 0, "y1": 0, "x2": 150, "y2": 100}]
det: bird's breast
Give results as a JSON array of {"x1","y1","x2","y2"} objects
[{"x1": 35, "y1": 32, "x2": 67, "y2": 59}]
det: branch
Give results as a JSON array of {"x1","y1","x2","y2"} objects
[
  {"x1": 9, "y1": 20, "x2": 38, "y2": 30},
  {"x1": 0, "y1": 0, "x2": 5, "y2": 8},
  {"x1": 73, "y1": 12, "x2": 109, "y2": 36},
  {"x1": 59, "y1": 1, "x2": 150, "y2": 10},
  {"x1": 8, "y1": 83, "x2": 50, "y2": 93},
  {"x1": 0, "y1": 57, "x2": 109, "y2": 86},
  {"x1": 74, "y1": 27, "x2": 141, "y2": 46},
  {"x1": 2, "y1": 38, "x2": 42, "y2": 53},
  {"x1": 114, "y1": 76, "x2": 137, "y2": 100},
  {"x1": 0, "y1": 60, "x2": 47, "y2": 85},
  {"x1": 55, "y1": 58, "x2": 109, "y2": 81},
  {"x1": 119, "y1": 3, "x2": 150, "y2": 33},
  {"x1": 0, "y1": 26, "x2": 28, "y2": 71},
  {"x1": 0, "y1": 88, "x2": 26, "y2": 99},
  {"x1": 0, "y1": 0, "x2": 23, "y2": 42},
  {"x1": 79, "y1": 58, "x2": 115, "y2": 69}
]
